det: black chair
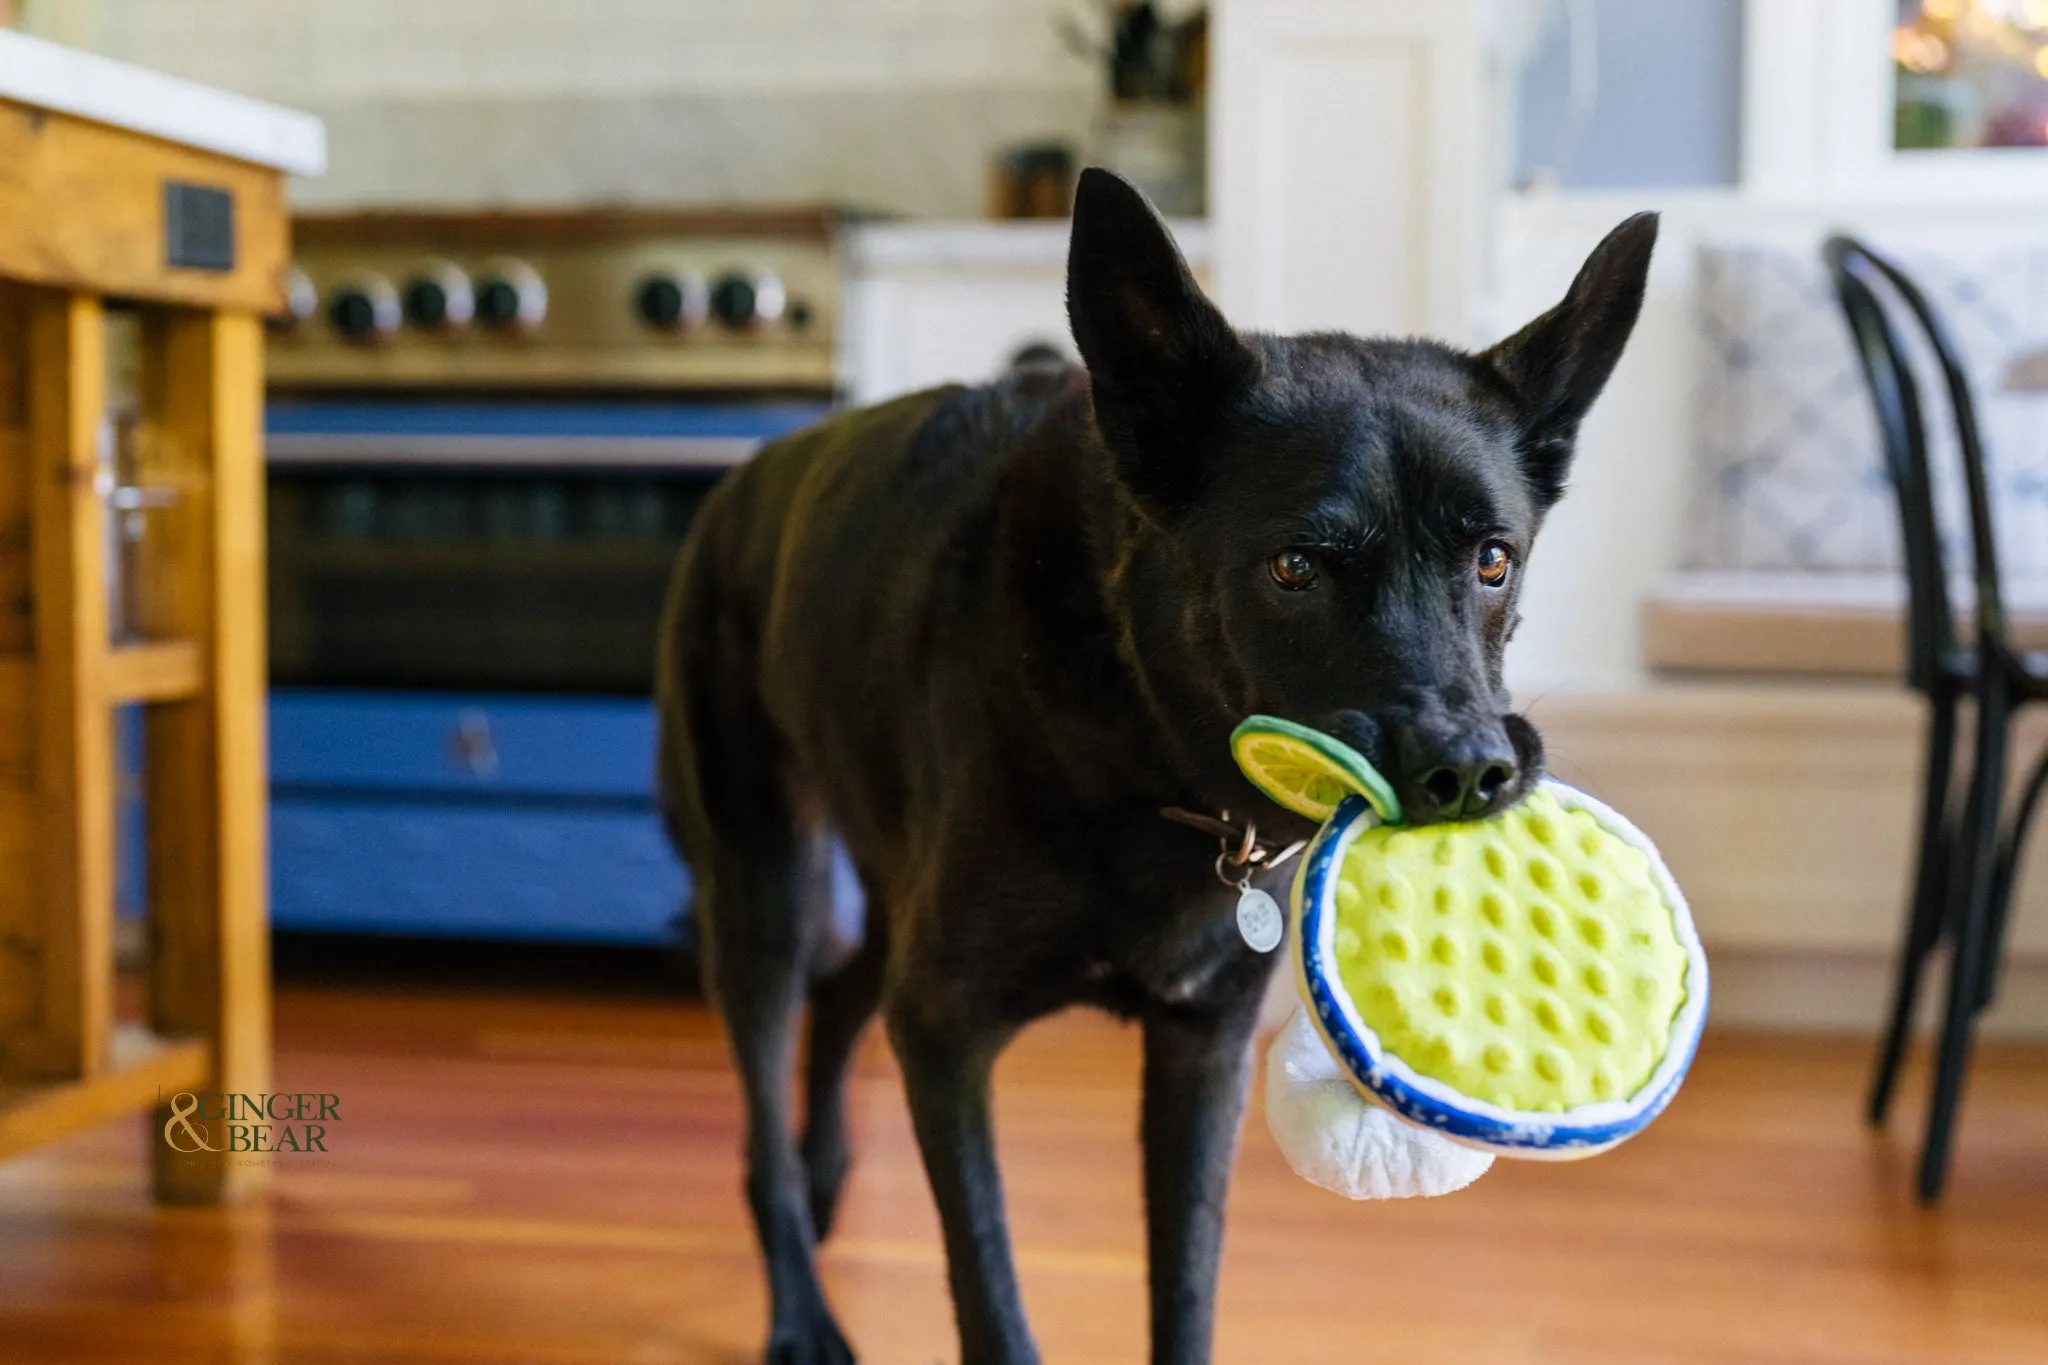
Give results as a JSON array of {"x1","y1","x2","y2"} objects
[{"x1": 1824, "y1": 235, "x2": 2047, "y2": 1200}]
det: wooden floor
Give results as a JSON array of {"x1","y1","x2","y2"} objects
[{"x1": 1, "y1": 974, "x2": 2046, "y2": 1365}]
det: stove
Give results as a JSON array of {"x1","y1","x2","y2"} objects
[
  {"x1": 270, "y1": 207, "x2": 841, "y2": 392},
  {"x1": 257, "y1": 207, "x2": 848, "y2": 946}
]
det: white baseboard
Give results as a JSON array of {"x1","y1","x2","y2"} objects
[{"x1": 1706, "y1": 947, "x2": 2048, "y2": 1037}]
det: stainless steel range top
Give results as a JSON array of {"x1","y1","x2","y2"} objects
[{"x1": 268, "y1": 206, "x2": 844, "y2": 393}]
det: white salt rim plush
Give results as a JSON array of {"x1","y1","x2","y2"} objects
[{"x1": 1292, "y1": 779, "x2": 1710, "y2": 1160}]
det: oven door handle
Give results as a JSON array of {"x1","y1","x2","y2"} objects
[{"x1": 264, "y1": 433, "x2": 763, "y2": 469}]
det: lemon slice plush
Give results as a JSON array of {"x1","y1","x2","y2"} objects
[
  {"x1": 1230, "y1": 716, "x2": 1402, "y2": 823},
  {"x1": 1234, "y1": 715, "x2": 1707, "y2": 1159}
]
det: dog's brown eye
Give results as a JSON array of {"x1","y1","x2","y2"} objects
[
  {"x1": 1477, "y1": 541, "x2": 1512, "y2": 587},
  {"x1": 1269, "y1": 550, "x2": 1319, "y2": 591}
]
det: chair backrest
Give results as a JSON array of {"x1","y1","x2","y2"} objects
[{"x1": 1823, "y1": 234, "x2": 2007, "y2": 689}]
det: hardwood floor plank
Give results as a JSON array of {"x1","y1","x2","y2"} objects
[{"x1": 0, "y1": 983, "x2": 2041, "y2": 1363}]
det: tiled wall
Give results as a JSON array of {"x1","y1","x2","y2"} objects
[
  {"x1": 89, "y1": 0, "x2": 1089, "y2": 103},
  {"x1": 45, "y1": 0, "x2": 1102, "y2": 213}
]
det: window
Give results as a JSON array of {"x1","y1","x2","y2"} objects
[{"x1": 1895, "y1": 0, "x2": 2048, "y2": 150}]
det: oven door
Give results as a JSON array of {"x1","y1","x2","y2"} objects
[
  {"x1": 262, "y1": 397, "x2": 830, "y2": 944},
  {"x1": 267, "y1": 398, "x2": 827, "y2": 694}
]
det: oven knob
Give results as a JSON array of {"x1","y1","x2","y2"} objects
[
  {"x1": 267, "y1": 266, "x2": 319, "y2": 333},
  {"x1": 328, "y1": 274, "x2": 401, "y2": 343},
  {"x1": 636, "y1": 271, "x2": 709, "y2": 330},
  {"x1": 710, "y1": 270, "x2": 787, "y2": 329},
  {"x1": 405, "y1": 261, "x2": 475, "y2": 331},
  {"x1": 474, "y1": 260, "x2": 548, "y2": 332}
]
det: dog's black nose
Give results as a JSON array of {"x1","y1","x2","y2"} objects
[{"x1": 1394, "y1": 725, "x2": 1518, "y2": 823}]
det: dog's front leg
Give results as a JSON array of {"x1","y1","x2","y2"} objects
[
  {"x1": 1141, "y1": 994, "x2": 1262, "y2": 1365},
  {"x1": 889, "y1": 1009, "x2": 1040, "y2": 1365}
]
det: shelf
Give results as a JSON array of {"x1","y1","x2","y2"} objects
[
  {"x1": 106, "y1": 638, "x2": 203, "y2": 704},
  {"x1": 0, "y1": 1024, "x2": 209, "y2": 1165}
]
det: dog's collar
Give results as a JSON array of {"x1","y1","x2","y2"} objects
[{"x1": 1159, "y1": 807, "x2": 1308, "y2": 888}]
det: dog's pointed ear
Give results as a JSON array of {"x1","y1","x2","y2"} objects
[
  {"x1": 1068, "y1": 167, "x2": 1257, "y2": 510},
  {"x1": 1481, "y1": 211, "x2": 1657, "y2": 504}
]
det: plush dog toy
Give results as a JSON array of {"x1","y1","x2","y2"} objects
[{"x1": 1232, "y1": 717, "x2": 1709, "y2": 1200}]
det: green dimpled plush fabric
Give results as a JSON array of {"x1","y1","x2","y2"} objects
[{"x1": 1330, "y1": 788, "x2": 1690, "y2": 1113}]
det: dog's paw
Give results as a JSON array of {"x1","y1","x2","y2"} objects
[{"x1": 766, "y1": 1313, "x2": 856, "y2": 1365}]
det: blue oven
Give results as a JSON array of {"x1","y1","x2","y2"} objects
[{"x1": 263, "y1": 397, "x2": 829, "y2": 943}]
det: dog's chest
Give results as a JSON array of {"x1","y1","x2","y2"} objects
[{"x1": 1094, "y1": 881, "x2": 1275, "y2": 1009}]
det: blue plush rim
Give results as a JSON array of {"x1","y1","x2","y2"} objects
[{"x1": 1295, "y1": 793, "x2": 1708, "y2": 1155}]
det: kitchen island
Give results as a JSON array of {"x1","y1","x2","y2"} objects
[{"x1": 0, "y1": 29, "x2": 321, "y2": 1202}]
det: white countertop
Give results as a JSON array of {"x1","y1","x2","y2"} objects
[
  {"x1": 0, "y1": 29, "x2": 324, "y2": 176},
  {"x1": 848, "y1": 218, "x2": 1209, "y2": 271}
]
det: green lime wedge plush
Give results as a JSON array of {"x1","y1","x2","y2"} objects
[{"x1": 1231, "y1": 715, "x2": 1403, "y2": 824}]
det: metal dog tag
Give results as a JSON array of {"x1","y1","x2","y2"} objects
[{"x1": 1236, "y1": 884, "x2": 1284, "y2": 953}]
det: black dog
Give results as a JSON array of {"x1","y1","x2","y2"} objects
[{"x1": 657, "y1": 169, "x2": 1655, "y2": 1365}]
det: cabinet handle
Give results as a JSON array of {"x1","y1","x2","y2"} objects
[{"x1": 449, "y1": 709, "x2": 500, "y2": 778}]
